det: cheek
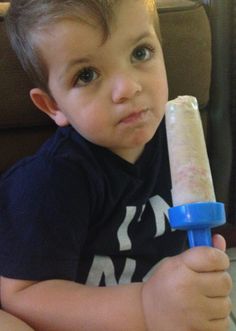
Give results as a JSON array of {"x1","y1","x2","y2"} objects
[
  {"x1": 157, "y1": 75, "x2": 168, "y2": 103},
  {"x1": 72, "y1": 107, "x2": 108, "y2": 139},
  {"x1": 147, "y1": 61, "x2": 168, "y2": 97},
  {"x1": 151, "y1": 78, "x2": 168, "y2": 107},
  {"x1": 154, "y1": 60, "x2": 169, "y2": 96}
]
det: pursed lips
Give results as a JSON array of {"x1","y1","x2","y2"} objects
[{"x1": 118, "y1": 108, "x2": 149, "y2": 124}]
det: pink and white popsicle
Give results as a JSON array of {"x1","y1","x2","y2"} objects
[
  {"x1": 165, "y1": 96, "x2": 225, "y2": 247},
  {"x1": 165, "y1": 95, "x2": 215, "y2": 206}
]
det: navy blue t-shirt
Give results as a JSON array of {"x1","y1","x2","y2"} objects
[{"x1": 0, "y1": 121, "x2": 186, "y2": 286}]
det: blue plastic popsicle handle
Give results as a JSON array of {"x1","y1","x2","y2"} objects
[{"x1": 168, "y1": 202, "x2": 226, "y2": 247}]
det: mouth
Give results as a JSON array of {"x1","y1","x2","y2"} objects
[{"x1": 119, "y1": 108, "x2": 149, "y2": 125}]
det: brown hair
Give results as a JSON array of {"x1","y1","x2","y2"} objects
[{"x1": 5, "y1": 0, "x2": 159, "y2": 93}]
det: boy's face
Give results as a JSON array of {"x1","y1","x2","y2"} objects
[{"x1": 32, "y1": 0, "x2": 168, "y2": 162}]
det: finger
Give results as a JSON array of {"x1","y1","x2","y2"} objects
[
  {"x1": 182, "y1": 246, "x2": 230, "y2": 272},
  {"x1": 198, "y1": 271, "x2": 232, "y2": 297},
  {"x1": 212, "y1": 234, "x2": 226, "y2": 251},
  {"x1": 191, "y1": 301, "x2": 231, "y2": 331},
  {"x1": 207, "y1": 296, "x2": 232, "y2": 320},
  {"x1": 205, "y1": 317, "x2": 231, "y2": 331}
]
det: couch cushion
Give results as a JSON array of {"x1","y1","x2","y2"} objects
[
  {"x1": 158, "y1": 0, "x2": 211, "y2": 109},
  {"x1": 0, "y1": 3, "x2": 52, "y2": 129}
]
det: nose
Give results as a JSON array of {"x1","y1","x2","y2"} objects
[{"x1": 111, "y1": 73, "x2": 142, "y2": 104}]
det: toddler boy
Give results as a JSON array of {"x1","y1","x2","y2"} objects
[{"x1": 0, "y1": 0, "x2": 232, "y2": 330}]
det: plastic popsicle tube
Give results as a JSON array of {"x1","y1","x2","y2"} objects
[{"x1": 165, "y1": 96, "x2": 226, "y2": 247}]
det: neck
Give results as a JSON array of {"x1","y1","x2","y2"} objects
[{"x1": 111, "y1": 145, "x2": 145, "y2": 164}]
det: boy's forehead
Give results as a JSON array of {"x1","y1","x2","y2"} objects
[
  {"x1": 110, "y1": 0, "x2": 156, "y2": 23},
  {"x1": 105, "y1": 0, "x2": 157, "y2": 38},
  {"x1": 33, "y1": 0, "x2": 156, "y2": 33},
  {"x1": 36, "y1": 0, "x2": 156, "y2": 43},
  {"x1": 33, "y1": 0, "x2": 158, "y2": 76}
]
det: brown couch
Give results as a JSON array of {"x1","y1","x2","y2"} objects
[{"x1": 0, "y1": 1, "x2": 234, "y2": 235}]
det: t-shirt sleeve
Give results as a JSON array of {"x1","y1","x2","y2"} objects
[{"x1": 0, "y1": 155, "x2": 92, "y2": 281}]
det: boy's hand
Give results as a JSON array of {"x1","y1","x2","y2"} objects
[{"x1": 142, "y1": 234, "x2": 232, "y2": 331}]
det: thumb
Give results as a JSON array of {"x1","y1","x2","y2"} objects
[{"x1": 212, "y1": 234, "x2": 226, "y2": 251}]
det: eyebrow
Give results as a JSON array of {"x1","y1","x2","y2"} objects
[
  {"x1": 59, "y1": 57, "x2": 91, "y2": 82},
  {"x1": 128, "y1": 31, "x2": 155, "y2": 44}
]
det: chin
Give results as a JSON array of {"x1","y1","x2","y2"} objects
[{"x1": 132, "y1": 127, "x2": 157, "y2": 146}]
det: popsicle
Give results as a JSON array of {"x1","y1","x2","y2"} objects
[{"x1": 165, "y1": 96, "x2": 226, "y2": 247}]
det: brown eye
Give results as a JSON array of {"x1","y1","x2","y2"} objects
[
  {"x1": 132, "y1": 45, "x2": 155, "y2": 62},
  {"x1": 75, "y1": 67, "x2": 99, "y2": 86}
]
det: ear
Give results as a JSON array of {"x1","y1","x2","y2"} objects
[{"x1": 30, "y1": 88, "x2": 69, "y2": 127}]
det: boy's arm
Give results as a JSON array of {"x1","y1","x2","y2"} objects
[
  {"x1": 0, "y1": 309, "x2": 34, "y2": 331},
  {"x1": 1, "y1": 237, "x2": 232, "y2": 331},
  {"x1": 1, "y1": 277, "x2": 147, "y2": 331}
]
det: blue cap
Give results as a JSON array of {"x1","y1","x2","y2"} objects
[{"x1": 168, "y1": 202, "x2": 226, "y2": 247}]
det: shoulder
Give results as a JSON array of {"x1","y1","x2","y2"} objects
[
  {"x1": 1, "y1": 126, "x2": 96, "y2": 180},
  {"x1": 0, "y1": 126, "x2": 106, "y2": 211},
  {"x1": 0, "y1": 128, "x2": 86, "y2": 196}
]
